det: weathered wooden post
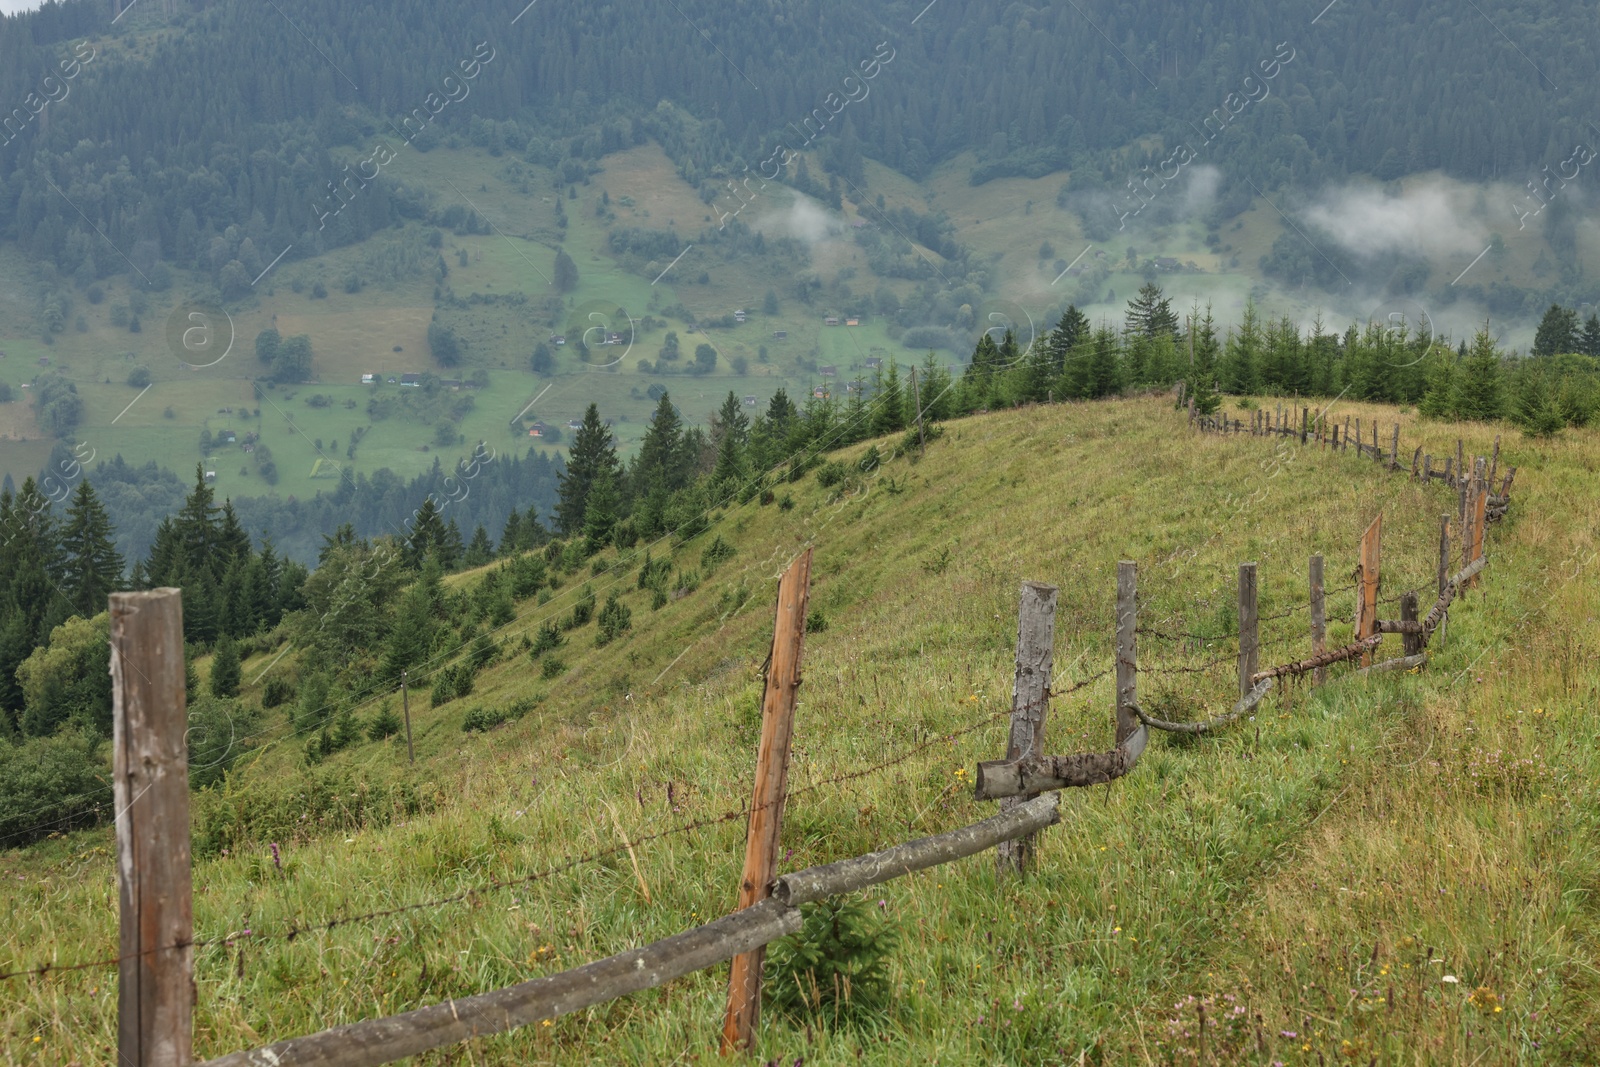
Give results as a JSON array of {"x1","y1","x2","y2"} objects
[
  {"x1": 1488, "y1": 435, "x2": 1501, "y2": 489},
  {"x1": 722, "y1": 548, "x2": 812, "y2": 1054},
  {"x1": 1309, "y1": 554, "x2": 1327, "y2": 685},
  {"x1": 1400, "y1": 592, "x2": 1423, "y2": 658},
  {"x1": 1115, "y1": 562, "x2": 1139, "y2": 746},
  {"x1": 400, "y1": 669, "x2": 415, "y2": 764},
  {"x1": 996, "y1": 581, "x2": 1058, "y2": 877},
  {"x1": 1355, "y1": 417, "x2": 1362, "y2": 454},
  {"x1": 1468, "y1": 459, "x2": 1488, "y2": 587},
  {"x1": 1301, "y1": 406, "x2": 1309, "y2": 444},
  {"x1": 910, "y1": 367, "x2": 926, "y2": 453},
  {"x1": 1343, "y1": 416, "x2": 1350, "y2": 450},
  {"x1": 1238, "y1": 562, "x2": 1259, "y2": 698},
  {"x1": 1422, "y1": 454, "x2": 1432, "y2": 482},
  {"x1": 1356, "y1": 515, "x2": 1382, "y2": 666},
  {"x1": 1410, "y1": 445, "x2": 1422, "y2": 479},
  {"x1": 1389, "y1": 424, "x2": 1399, "y2": 467},
  {"x1": 1436, "y1": 514, "x2": 1452, "y2": 649},
  {"x1": 111, "y1": 589, "x2": 193, "y2": 1067}
]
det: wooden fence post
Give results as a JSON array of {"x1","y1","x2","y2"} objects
[
  {"x1": 996, "y1": 581, "x2": 1058, "y2": 877},
  {"x1": 1468, "y1": 460, "x2": 1488, "y2": 587},
  {"x1": 1390, "y1": 424, "x2": 1399, "y2": 467},
  {"x1": 910, "y1": 367, "x2": 926, "y2": 453},
  {"x1": 1355, "y1": 417, "x2": 1361, "y2": 455},
  {"x1": 1400, "y1": 592, "x2": 1423, "y2": 658},
  {"x1": 1238, "y1": 562, "x2": 1259, "y2": 698},
  {"x1": 1301, "y1": 407, "x2": 1309, "y2": 444},
  {"x1": 1115, "y1": 562, "x2": 1139, "y2": 746},
  {"x1": 722, "y1": 549, "x2": 812, "y2": 1054},
  {"x1": 1356, "y1": 515, "x2": 1382, "y2": 666},
  {"x1": 1309, "y1": 555, "x2": 1326, "y2": 685},
  {"x1": 1488, "y1": 435, "x2": 1500, "y2": 489},
  {"x1": 1436, "y1": 514, "x2": 1452, "y2": 650},
  {"x1": 111, "y1": 589, "x2": 193, "y2": 1067},
  {"x1": 400, "y1": 670, "x2": 415, "y2": 764}
]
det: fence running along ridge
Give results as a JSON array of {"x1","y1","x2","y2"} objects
[{"x1": 47, "y1": 403, "x2": 1516, "y2": 1066}]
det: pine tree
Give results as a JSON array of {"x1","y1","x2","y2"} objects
[
  {"x1": 1418, "y1": 346, "x2": 1458, "y2": 419},
  {"x1": 1515, "y1": 366, "x2": 1565, "y2": 436},
  {"x1": 1531, "y1": 303, "x2": 1578, "y2": 357},
  {"x1": 1454, "y1": 326, "x2": 1505, "y2": 421},
  {"x1": 582, "y1": 468, "x2": 620, "y2": 553},
  {"x1": 440, "y1": 518, "x2": 464, "y2": 570},
  {"x1": 1219, "y1": 301, "x2": 1263, "y2": 395},
  {"x1": 381, "y1": 585, "x2": 434, "y2": 685},
  {"x1": 553, "y1": 249, "x2": 580, "y2": 293},
  {"x1": 464, "y1": 524, "x2": 494, "y2": 568},
  {"x1": 60, "y1": 480, "x2": 124, "y2": 618},
  {"x1": 871, "y1": 360, "x2": 905, "y2": 436},
  {"x1": 209, "y1": 634, "x2": 241, "y2": 697},
  {"x1": 405, "y1": 498, "x2": 448, "y2": 568},
  {"x1": 1087, "y1": 324, "x2": 1122, "y2": 399},
  {"x1": 499, "y1": 508, "x2": 524, "y2": 555},
  {"x1": 1124, "y1": 282, "x2": 1178, "y2": 339},
  {"x1": 176, "y1": 464, "x2": 223, "y2": 577},
  {"x1": 556, "y1": 403, "x2": 621, "y2": 535},
  {"x1": 632, "y1": 392, "x2": 691, "y2": 500},
  {"x1": 1581, "y1": 314, "x2": 1600, "y2": 358}
]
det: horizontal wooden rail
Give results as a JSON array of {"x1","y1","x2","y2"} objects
[
  {"x1": 1355, "y1": 653, "x2": 1427, "y2": 676},
  {"x1": 972, "y1": 728, "x2": 1148, "y2": 799},
  {"x1": 776, "y1": 793, "x2": 1060, "y2": 902},
  {"x1": 1421, "y1": 555, "x2": 1488, "y2": 642},
  {"x1": 1375, "y1": 619, "x2": 1424, "y2": 634},
  {"x1": 1136, "y1": 678, "x2": 1273, "y2": 735},
  {"x1": 1251, "y1": 635, "x2": 1381, "y2": 684},
  {"x1": 200, "y1": 797, "x2": 1063, "y2": 1067}
]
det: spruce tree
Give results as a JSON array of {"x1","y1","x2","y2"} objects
[
  {"x1": 499, "y1": 508, "x2": 524, "y2": 555},
  {"x1": 1454, "y1": 326, "x2": 1505, "y2": 421},
  {"x1": 381, "y1": 585, "x2": 434, "y2": 685},
  {"x1": 871, "y1": 360, "x2": 905, "y2": 436},
  {"x1": 1531, "y1": 303, "x2": 1578, "y2": 357},
  {"x1": 464, "y1": 524, "x2": 494, "y2": 568},
  {"x1": 1581, "y1": 314, "x2": 1600, "y2": 358},
  {"x1": 209, "y1": 634, "x2": 241, "y2": 697},
  {"x1": 556, "y1": 403, "x2": 620, "y2": 535},
  {"x1": 60, "y1": 480, "x2": 124, "y2": 618},
  {"x1": 582, "y1": 469, "x2": 620, "y2": 553},
  {"x1": 1515, "y1": 366, "x2": 1565, "y2": 436}
]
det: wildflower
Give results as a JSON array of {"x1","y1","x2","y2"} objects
[
  {"x1": 269, "y1": 842, "x2": 282, "y2": 871},
  {"x1": 1442, "y1": 975, "x2": 1460, "y2": 984}
]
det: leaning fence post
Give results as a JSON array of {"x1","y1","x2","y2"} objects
[
  {"x1": 111, "y1": 589, "x2": 193, "y2": 1067},
  {"x1": 996, "y1": 581, "x2": 1058, "y2": 877},
  {"x1": 1115, "y1": 562, "x2": 1139, "y2": 746},
  {"x1": 722, "y1": 548, "x2": 812, "y2": 1054},
  {"x1": 1238, "y1": 562, "x2": 1259, "y2": 698},
  {"x1": 1356, "y1": 515, "x2": 1382, "y2": 666},
  {"x1": 1309, "y1": 554, "x2": 1326, "y2": 685}
]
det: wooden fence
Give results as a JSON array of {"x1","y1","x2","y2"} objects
[{"x1": 96, "y1": 408, "x2": 1514, "y2": 1066}]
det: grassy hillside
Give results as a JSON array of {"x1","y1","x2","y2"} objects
[{"x1": 3, "y1": 396, "x2": 1598, "y2": 1064}]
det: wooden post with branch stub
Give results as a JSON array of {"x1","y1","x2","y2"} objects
[
  {"x1": 1488, "y1": 435, "x2": 1500, "y2": 488},
  {"x1": 1356, "y1": 515, "x2": 1381, "y2": 666},
  {"x1": 1436, "y1": 514, "x2": 1452, "y2": 650},
  {"x1": 1115, "y1": 562, "x2": 1139, "y2": 746},
  {"x1": 722, "y1": 548, "x2": 812, "y2": 1055},
  {"x1": 1309, "y1": 554, "x2": 1327, "y2": 685},
  {"x1": 1400, "y1": 592, "x2": 1424, "y2": 658},
  {"x1": 996, "y1": 581, "x2": 1058, "y2": 876},
  {"x1": 1238, "y1": 562, "x2": 1259, "y2": 699},
  {"x1": 111, "y1": 589, "x2": 194, "y2": 1067}
]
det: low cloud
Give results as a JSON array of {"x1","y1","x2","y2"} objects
[
  {"x1": 754, "y1": 194, "x2": 841, "y2": 245},
  {"x1": 1303, "y1": 181, "x2": 1485, "y2": 260}
]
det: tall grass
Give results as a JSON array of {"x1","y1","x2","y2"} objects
[{"x1": 2, "y1": 396, "x2": 1596, "y2": 1065}]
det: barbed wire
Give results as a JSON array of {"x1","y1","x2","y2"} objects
[{"x1": 0, "y1": 661, "x2": 1116, "y2": 983}]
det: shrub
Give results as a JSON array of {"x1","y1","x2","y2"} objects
[
  {"x1": 541, "y1": 656, "x2": 566, "y2": 679},
  {"x1": 461, "y1": 705, "x2": 507, "y2": 732},
  {"x1": 0, "y1": 730, "x2": 107, "y2": 845},
  {"x1": 530, "y1": 620, "x2": 564, "y2": 658},
  {"x1": 701, "y1": 535, "x2": 735, "y2": 571},
  {"x1": 766, "y1": 897, "x2": 899, "y2": 1023},
  {"x1": 262, "y1": 677, "x2": 295, "y2": 709},
  {"x1": 188, "y1": 697, "x2": 262, "y2": 790},
  {"x1": 651, "y1": 586, "x2": 668, "y2": 611},
  {"x1": 565, "y1": 584, "x2": 596, "y2": 629},
  {"x1": 815, "y1": 461, "x2": 849, "y2": 488},
  {"x1": 430, "y1": 663, "x2": 474, "y2": 707},
  {"x1": 509, "y1": 554, "x2": 547, "y2": 599},
  {"x1": 467, "y1": 631, "x2": 499, "y2": 671},
  {"x1": 778, "y1": 493, "x2": 795, "y2": 511},
  {"x1": 595, "y1": 592, "x2": 633, "y2": 646},
  {"x1": 367, "y1": 702, "x2": 403, "y2": 741},
  {"x1": 805, "y1": 610, "x2": 829, "y2": 634}
]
